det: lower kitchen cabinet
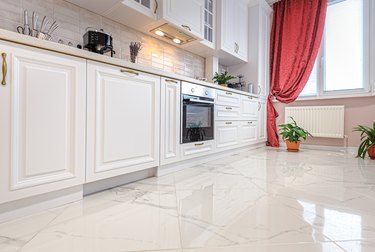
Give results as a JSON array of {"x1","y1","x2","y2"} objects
[
  {"x1": 86, "y1": 61, "x2": 160, "y2": 182},
  {"x1": 258, "y1": 99, "x2": 267, "y2": 142},
  {"x1": 0, "y1": 42, "x2": 86, "y2": 203},
  {"x1": 181, "y1": 141, "x2": 215, "y2": 160},
  {"x1": 240, "y1": 121, "x2": 257, "y2": 144},
  {"x1": 160, "y1": 77, "x2": 181, "y2": 165},
  {"x1": 241, "y1": 95, "x2": 258, "y2": 120},
  {"x1": 215, "y1": 121, "x2": 240, "y2": 151}
]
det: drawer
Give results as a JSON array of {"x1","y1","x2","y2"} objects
[
  {"x1": 215, "y1": 105, "x2": 241, "y2": 121},
  {"x1": 215, "y1": 121, "x2": 240, "y2": 151},
  {"x1": 181, "y1": 141, "x2": 215, "y2": 160},
  {"x1": 216, "y1": 90, "x2": 241, "y2": 107},
  {"x1": 241, "y1": 95, "x2": 258, "y2": 119},
  {"x1": 239, "y1": 121, "x2": 257, "y2": 145}
]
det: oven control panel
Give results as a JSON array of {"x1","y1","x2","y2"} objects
[{"x1": 181, "y1": 82, "x2": 215, "y2": 99}]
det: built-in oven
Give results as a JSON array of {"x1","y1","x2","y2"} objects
[{"x1": 181, "y1": 82, "x2": 215, "y2": 144}]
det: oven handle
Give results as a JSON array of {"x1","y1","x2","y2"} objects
[{"x1": 185, "y1": 98, "x2": 215, "y2": 104}]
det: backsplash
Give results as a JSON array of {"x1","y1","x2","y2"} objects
[{"x1": 0, "y1": 0, "x2": 205, "y2": 79}]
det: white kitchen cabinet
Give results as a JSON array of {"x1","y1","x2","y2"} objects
[
  {"x1": 217, "y1": 0, "x2": 248, "y2": 64},
  {"x1": 86, "y1": 61, "x2": 160, "y2": 182},
  {"x1": 215, "y1": 121, "x2": 240, "y2": 151},
  {"x1": 160, "y1": 0, "x2": 205, "y2": 39},
  {"x1": 228, "y1": 0, "x2": 272, "y2": 98},
  {"x1": 215, "y1": 90, "x2": 241, "y2": 107},
  {"x1": 0, "y1": 42, "x2": 86, "y2": 204},
  {"x1": 258, "y1": 99, "x2": 267, "y2": 142},
  {"x1": 240, "y1": 121, "x2": 257, "y2": 145},
  {"x1": 241, "y1": 95, "x2": 258, "y2": 120},
  {"x1": 181, "y1": 141, "x2": 215, "y2": 160},
  {"x1": 160, "y1": 77, "x2": 181, "y2": 165},
  {"x1": 215, "y1": 105, "x2": 241, "y2": 121}
]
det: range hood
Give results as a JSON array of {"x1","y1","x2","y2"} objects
[{"x1": 149, "y1": 23, "x2": 197, "y2": 45}]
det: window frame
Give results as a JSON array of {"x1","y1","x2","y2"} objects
[{"x1": 298, "y1": 0, "x2": 373, "y2": 100}]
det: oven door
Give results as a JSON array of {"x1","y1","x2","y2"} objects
[{"x1": 181, "y1": 95, "x2": 214, "y2": 144}]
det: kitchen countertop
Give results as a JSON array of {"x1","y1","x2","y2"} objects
[{"x1": 0, "y1": 28, "x2": 259, "y2": 98}]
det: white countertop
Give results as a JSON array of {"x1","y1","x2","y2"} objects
[{"x1": 0, "y1": 28, "x2": 258, "y2": 97}]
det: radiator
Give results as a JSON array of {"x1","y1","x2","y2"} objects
[{"x1": 284, "y1": 106, "x2": 345, "y2": 138}]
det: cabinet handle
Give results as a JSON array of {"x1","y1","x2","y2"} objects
[
  {"x1": 225, "y1": 122, "x2": 232, "y2": 125},
  {"x1": 225, "y1": 107, "x2": 232, "y2": 110},
  {"x1": 154, "y1": 0, "x2": 158, "y2": 14},
  {"x1": 120, "y1": 69, "x2": 139, "y2": 76},
  {"x1": 194, "y1": 142, "x2": 204, "y2": 146},
  {"x1": 1, "y1": 53, "x2": 7, "y2": 86},
  {"x1": 248, "y1": 121, "x2": 253, "y2": 124},
  {"x1": 258, "y1": 84, "x2": 262, "y2": 95},
  {"x1": 165, "y1": 79, "x2": 178, "y2": 84},
  {"x1": 181, "y1": 25, "x2": 191, "y2": 31},
  {"x1": 258, "y1": 102, "x2": 261, "y2": 111},
  {"x1": 247, "y1": 96, "x2": 253, "y2": 99},
  {"x1": 225, "y1": 92, "x2": 232, "y2": 95},
  {"x1": 234, "y1": 42, "x2": 239, "y2": 53}
]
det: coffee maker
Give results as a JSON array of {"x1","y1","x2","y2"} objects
[{"x1": 83, "y1": 28, "x2": 115, "y2": 57}]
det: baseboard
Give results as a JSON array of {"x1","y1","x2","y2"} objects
[
  {"x1": 0, "y1": 186, "x2": 83, "y2": 223},
  {"x1": 279, "y1": 142, "x2": 357, "y2": 154},
  {"x1": 157, "y1": 142, "x2": 266, "y2": 176},
  {"x1": 83, "y1": 168, "x2": 155, "y2": 196}
]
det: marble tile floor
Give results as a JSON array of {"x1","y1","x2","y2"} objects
[{"x1": 1, "y1": 147, "x2": 375, "y2": 252}]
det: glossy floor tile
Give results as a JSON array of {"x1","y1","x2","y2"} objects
[{"x1": 1, "y1": 147, "x2": 375, "y2": 251}]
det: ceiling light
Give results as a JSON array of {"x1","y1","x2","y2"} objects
[
  {"x1": 173, "y1": 38, "x2": 181, "y2": 44},
  {"x1": 155, "y1": 30, "x2": 164, "y2": 36}
]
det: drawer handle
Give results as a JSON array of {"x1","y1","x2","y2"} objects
[
  {"x1": 2, "y1": 53, "x2": 7, "y2": 86},
  {"x1": 165, "y1": 79, "x2": 178, "y2": 84},
  {"x1": 248, "y1": 96, "x2": 253, "y2": 99},
  {"x1": 195, "y1": 142, "x2": 204, "y2": 146},
  {"x1": 225, "y1": 92, "x2": 232, "y2": 95},
  {"x1": 248, "y1": 121, "x2": 253, "y2": 124},
  {"x1": 181, "y1": 25, "x2": 191, "y2": 31},
  {"x1": 225, "y1": 107, "x2": 232, "y2": 110},
  {"x1": 225, "y1": 122, "x2": 232, "y2": 125},
  {"x1": 120, "y1": 69, "x2": 139, "y2": 76}
]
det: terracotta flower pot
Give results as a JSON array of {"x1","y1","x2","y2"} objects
[
  {"x1": 286, "y1": 140, "x2": 301, "y2": 152},
  {"x1": 219, "y1": 83, "x2": 228, "y2": 87},
  {"x1": 368, "y1": 146, "x2": 375, "y2": 160}
]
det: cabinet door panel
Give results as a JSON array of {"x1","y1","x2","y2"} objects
[
  {"x1": 160, "y1": 78, "x2": 181, "y2": 165},
  {"x1": 215, "y1": 105, "x2": 241, "y2": 121},
  {"x1": 240, "y1": 121, "x2": 257, "y2": 145},
  {"x1": 241, "y1": 96, "x2": 258, "y2": 119},
  {"x1": 258, "y1": 100, "x2": 267, "y2": 142},
  {"x1": 215, "y1": 121, "x2": 240, "y2": 151},
  {"x1": 87, "y1": 61, "x2": 160, "y2": 182},
  {"x1": 0, "y1": 42, "x2": 86, "y2": 203},
  {"x1": 164, "y1": 0, "x2": 204, "y2": 38}
]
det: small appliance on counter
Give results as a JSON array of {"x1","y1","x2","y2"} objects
[{"x1": 83, "y1": 27, "x2": 115, "y2": 57}]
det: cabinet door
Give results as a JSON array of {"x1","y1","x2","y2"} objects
[
  {"x1": 258, "y1": 0, "x2": 272, "y2": 98},
  {"x1": 236, "y1": 0, "x2": 248, "y2": 59},
  {"x1": 164, "y1": 0, "x2": 204, "y2": 38},
  {"x1": 220, "y1": 0, "x2": 236, "y2": 54},
  {"x1": 160, "y1": 78, "x2": 181, "y2": 165},
  {"x1": 215, "y1": 121, "x2": 240, "y2": 151},
  {"x1": 215, "y1": 105, "x2": 241, "y2": 121},
  {"x1": 240, "y1": 121, "x2": 257, "y2": 145},
  {"x1": 86, "y1": 61, "x2": 160, "y2": 182},
  {"x1": 241, "y1": 96, "x2": 258, "y2": 120},
  {"x1": 0, "y1": 42, "x2": 86, "y2": 204},
  {"x1": 258, "y1": 99, "x2": 267, "y2": 142},
  {"x1": 181, "y1": 141, "x2": 215, "y2": 160},
  {"x1": 216, "y1": 90, "x2": 241, "y2": 107}
]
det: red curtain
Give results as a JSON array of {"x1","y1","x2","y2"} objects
[{"x1": 267, "y1": 0, "x2": 327, "y2": 147}]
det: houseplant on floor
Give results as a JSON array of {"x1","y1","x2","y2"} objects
[
  {"x1": 212, "y1": 71, "x2": 235, "y2": 87},
  {"x1": 279, "y1": 117, "x2": 312, "y2": 152},
  {"x1": 353, "y1": 122, "x2": 375, "y2": 159}
]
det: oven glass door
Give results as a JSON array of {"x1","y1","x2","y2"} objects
[{"x1": 182, "y1": 97, "x2": 214, "y2": 143}]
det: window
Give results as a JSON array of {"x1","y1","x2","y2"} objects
[{"x1": 300, "y1": 0, "x2": 370, "y2": 98}]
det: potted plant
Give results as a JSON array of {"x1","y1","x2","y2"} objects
[
  {"x1": 353, "y1": 122, "x2": 375, "y2": 159},
  {"x1": 212, "y1": 71, "x2": 235, "y2": 87},
  {"x1": 279, "y1": 117, "x2": 312, "y2": 152}
]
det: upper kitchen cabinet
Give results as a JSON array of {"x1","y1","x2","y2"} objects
[
  {"x1": 65, "y1": 0, "x2": 158, "y2": 30},
  {"x1": 228, "y1": 0, "x2": 272, "y2": 98},
  {"x1": 0, "y1": 41, "x2": 86, "y2": 204},
  {"x1": 217, "y1": 0, "x2": 249, "y2": 65}
]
